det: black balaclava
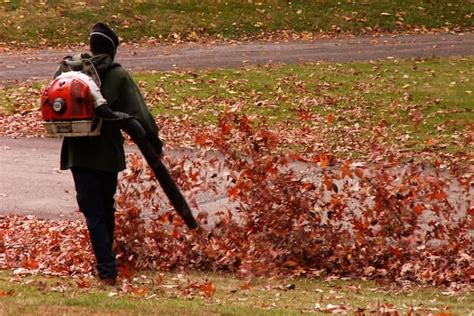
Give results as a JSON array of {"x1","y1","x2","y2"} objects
[{"x1": 89, "y1": 22, "x2": 120, "y2": 59}]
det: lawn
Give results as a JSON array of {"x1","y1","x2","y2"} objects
[
  {"x1": 0, "y1": 1, "x2": 472, "y2": 47},
  {"x1": 151, "y1": 56, "x2": 473, "y2": 157},
  {"x1": 1, "y1": 56, "x2": 472, "y2": 160},
  {"x1": 0, "y1": 270, "x2": 471, "y2": 315}
]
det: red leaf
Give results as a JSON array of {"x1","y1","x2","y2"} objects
[
  {"x1": 389, "y1": 246, "x2": 404, "y2": 259},
  {"x1": 228, "y1": 187, "x2": 239, "y2": 199},
  {"x1": 467, "y1": 207, "x2": 474, "y2": 216},
  {"x1": 118, "y1": 264, "x2": 136, "y2": 280}
]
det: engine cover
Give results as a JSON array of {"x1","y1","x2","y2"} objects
[{"x1": 41, "y1": 72, "x2": 101, "y2": 136}]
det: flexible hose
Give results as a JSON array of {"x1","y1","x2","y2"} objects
[{"x1": 95, "y1": 105, "x2": 199, "y2": 230}]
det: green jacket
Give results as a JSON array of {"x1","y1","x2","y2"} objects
[{"x1": 59, "y1": 54, "x2": 162, "y2": 172}]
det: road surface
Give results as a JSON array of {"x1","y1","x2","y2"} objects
[{"x1": 1, "y1": 32, "x2": 473, "y2": 84}]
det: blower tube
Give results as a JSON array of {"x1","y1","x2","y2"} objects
[{"x1": 95, "y1": 105, "x2": 198, "y2": 230}]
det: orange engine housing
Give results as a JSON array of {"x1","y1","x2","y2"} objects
[{"x1": 41, "y1": 76, "x2": 94, "y2": 121}]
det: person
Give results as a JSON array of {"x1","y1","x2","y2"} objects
[{"x1": 58, "y1": 22, "x2": 163, "y2": 285}]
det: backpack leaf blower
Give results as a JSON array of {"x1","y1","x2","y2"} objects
[{"x1": 41, "y1": 70, "x2": 199, "y2": 230}]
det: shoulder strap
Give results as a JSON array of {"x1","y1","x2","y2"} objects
[
  {"x1": 56, "y1": 53, "x2": 101, "y2": 86},
  {"x1": 78, "y1": 58, "x2": 101, "y2": 87}
]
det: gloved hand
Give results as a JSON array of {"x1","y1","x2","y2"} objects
[{"x1": 149, "y1": 135, "x2": 164, "y2": 157}]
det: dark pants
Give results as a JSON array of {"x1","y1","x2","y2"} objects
[{"x1": 71, "y1": 167, "x2": 118, "y2": 279}]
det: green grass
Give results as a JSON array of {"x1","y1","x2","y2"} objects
[
  {"x1": 0, "y1": 270, "x2": 472, "y2": 315},
  {"x1": 1, "y1": 56, "x2": 472, "y2": 158},
  {"x1": 0, "y1": 1, "x2": 472, "y2": 47},
  {"x1": 134, "y1": 56, "x2": 474, "y2": 155}
]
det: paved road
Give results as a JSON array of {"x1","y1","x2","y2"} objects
[
  {"x1": 1, "y1": 32, "x2": 473, "y2": 84},
  {"x1": 0, "y1": 33, "x2": 473, "y2": 220},
  {"x1": 0, "y1": 137, "x2": 80, "y2": 219}
]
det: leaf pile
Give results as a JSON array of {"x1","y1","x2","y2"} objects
[
  {"x1": 0, "y1": 111, "x2": 44, "y2": 138},
  {"x1": 0, "y1": 109, "x2": 472, "y2": 285},
  {"x1": 113, "y1": 112, "x2": 472, "y2": 286},
  {"x1": 0, "y1": 215, "x2": 92, "y2": 276}
]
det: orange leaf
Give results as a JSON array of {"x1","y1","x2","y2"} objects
[
  {"x1": 431, "y1": 191, "x2": 446, "y2": 201},
  {"x1": 195, "y1": 133, "x2": 209, "y2": 146},
  {"x1": 327, "y1": 114, "x2": 334, "y2": 123},
  {"x1": 240, "y1": 281, "x2": 252, "y2": 290},
  {"x1": 341, "y1": 162, "x2": 351, "y2": 177},
  {"x1": 412, "y1": 204, "x2": 424, "y2": 215},
  {"x1": 131, "y1": 287, "x2": 149, "y2": 296},
  {"x1": 319, "y1": 153, "x2": 330, "y2": 168},
  {"x1": 22, "y1": 258, "x2": 39, "y2": 269},
  {"x1": 0, "y1": 290, "x2": 14, "y2": 297},
  {"x1": 202, "y1": 280, "x2": 216, "y2": 298},
  {"x1": 323, "y1": 174, "x2": 333, "y2": 191}
]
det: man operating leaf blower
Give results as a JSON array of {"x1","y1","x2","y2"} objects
[{"x1": 41, "y1": 23, "x2": 197, "y2": 286}]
